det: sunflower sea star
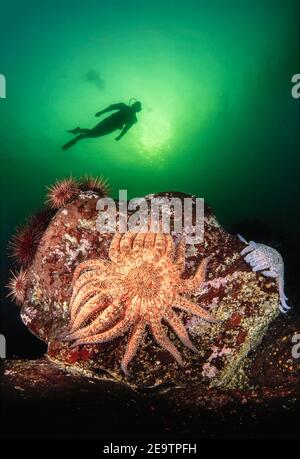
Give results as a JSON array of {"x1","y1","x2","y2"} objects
[
  {"x1": 238, "y1": 234, "x2": 290, "y2": 314},
  {"x1": 61, "y1": 231, "x2": 218, "y2": 375}
]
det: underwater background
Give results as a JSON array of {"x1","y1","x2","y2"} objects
[{"x1": 0, "y1": 0, "x2": 299, "y2": 357}]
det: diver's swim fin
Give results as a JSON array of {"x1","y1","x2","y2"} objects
[
  {"x1": 62, "y1": 135, "x2": 83, "y2": 150},
  {"x1": 67, "y1": 127, "x2": 80, "y2": 134}
]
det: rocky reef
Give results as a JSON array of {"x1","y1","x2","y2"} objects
[{"x1": 8, "y1": 182, "x2": 286, "y2": 390}]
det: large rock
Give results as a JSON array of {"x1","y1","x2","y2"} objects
[{"x1": 21, "y1": 191, "x2": 281, "y2": 389}]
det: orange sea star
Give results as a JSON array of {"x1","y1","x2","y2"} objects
[{"x1": 61, "y1": 231, "x2": 217, "y2": 375}]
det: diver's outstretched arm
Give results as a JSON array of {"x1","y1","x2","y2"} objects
[
  {"x1": 95, "y1": 103, "x2": 126, "y2": 117},
  {"x1": 115, "y1": 121, "x2": 134, "y2": 141}
]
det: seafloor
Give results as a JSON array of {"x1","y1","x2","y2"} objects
[{"x1": 1, "y1": 309, "x2": 299, "y2": 439}]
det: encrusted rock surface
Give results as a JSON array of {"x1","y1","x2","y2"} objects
[{"x1": 19, "y1": 191, "x2": 284, "y2": 389}]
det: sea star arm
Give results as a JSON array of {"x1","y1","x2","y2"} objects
[
  {"x1": 179, "y1": 256, "x2": 210, "y2": 293},
  {"x1": 72, "y1": 259, "x2": 108, "y2": 284},
  {"x1": 278, "y1": 277, "x2": 290, "y2": 312},
  {"x1": 240, "y1": 241, "x2": 257, "y2": 256},
  {"x1": 237, "y1": 234, "x2": 248, "y2": 244},
  {"x1": 244, "y1": 252, "x2": 267, "y2": 266},
  {"x1": 108, "y1": 232, "x2": 122, "y2": 262},
  {"x1": 260, "y1": 269, "x2": 277, "y2": 277},
  {"x1": 69, "y1": 286, "x2": 101, "y2": 326},
  {"x1": 278, "y1": 276, "x2": 288, "y2": 301},
  {"x1": 240, "y1": 246, "x2": 253, "y2": 256},
  {"x1": 143, "y1": 232, "x2": 156, "y2": 249},
  {"x1": 68, "y1": 292, "x2": 109, "y2": 333},
  {"x1": 69, "y1": 271, "x2": 108, "y2": 319},
  {"x1": 70, "y1": 271, "x2": 107, "y2": 302},
  {"x1": 119, "y1": 232, "x2": 136, "y2": 254},
  {"x1": 70, "y1": 305, "x2": 137, "y2": 347},
  {"x1": 174, "y1": 238, "x2": 185, "y2": 272},
  {"x1": 149, "y1": 313, "x2": 184, "y2": 366},
  {"x1": 121, "y1": 320, "x2": 145, "y2": 376},
  {"x1": 154, "y1": 233, "x2": 167, "y2": 256},
  {"x1": 164, "y1": 234, "x2": 175, "y2": 260},
  {"x1": 59, "y1": 290, "x2": 106, "y2": 340},
  {"x1": 66, "y1": 300, "x2": 124, "y2": 342},
  {"x1": 252, "y1": 261, "x2": 272, "y2": 272},
  {"x1": 161, "y1": 306, "x2": 197, "y2": 352},
  {"x1": 70, "y1": 279, "x2": 104, "y2": 324},
  {"x1": 173, "y1": 295, "x2": 218, "y2": 323},
  {"x1": 278, "y1": 300, "x2": 290, "y2": 314},
  {"x1": 132, "y1": 232, "x2": 147, "y2": 251}
]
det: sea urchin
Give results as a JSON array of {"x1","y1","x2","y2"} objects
[
  {"x1": 29, "y1": 208, "x2": 55, "y2": 231},
  {"x1": 9, "y1": 224, "x2": 43, "y2": 266},
  {"x1": 79, "y1": 175, "x2": 110, "y2": 197},
  {"x1": 46, "y1": 177, "x2": 80, "y2": 209},
  {"x1": 6, "y1": 268, "x2": 28, "y2": 305}
]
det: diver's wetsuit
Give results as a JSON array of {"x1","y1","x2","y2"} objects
[{"x1": 62, "y1": 103, "x2": 137, "y2": 150}]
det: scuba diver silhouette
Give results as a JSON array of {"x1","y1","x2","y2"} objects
[{"x1": 62, "y1": 100, "x2": 142, "y2": 150}]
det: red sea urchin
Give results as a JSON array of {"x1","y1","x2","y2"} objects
[
  {"x1": 79, "y1": 175, "x2": 110, "y2": 197},
  {"x1": 29, "y1": 208, "x2": 56, "y2": 231},
  {"x1": 46, "y1": 177, "x2": 80, "y2": 209},
  {"x1": 6, "y1": 268, "x2": 28, "y2": 305},
  {"x1": 8, "y1": 209, "x2": 54, "y2": 267},
  {"x1": 9, "y1": 224, "x2": 42, "y2": 266}
]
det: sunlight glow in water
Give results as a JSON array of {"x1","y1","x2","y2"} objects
[
  {"x1": 138, "y1": 112, "x2": 172, "y2": 163},
  {"x1": 0, "y1": 1, "x2": 298, "y2": 230}
]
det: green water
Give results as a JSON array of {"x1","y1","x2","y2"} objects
[{"x1": 1, "y1": 0, "x2": 299, "y2": 242}]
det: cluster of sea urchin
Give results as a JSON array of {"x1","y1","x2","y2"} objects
[
  {"x1": 45, "y1": 175, "x2": 110, "y2": 209},
  {"x1": 7, "y1": 175, "x2": 109, "y2": 306}
]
